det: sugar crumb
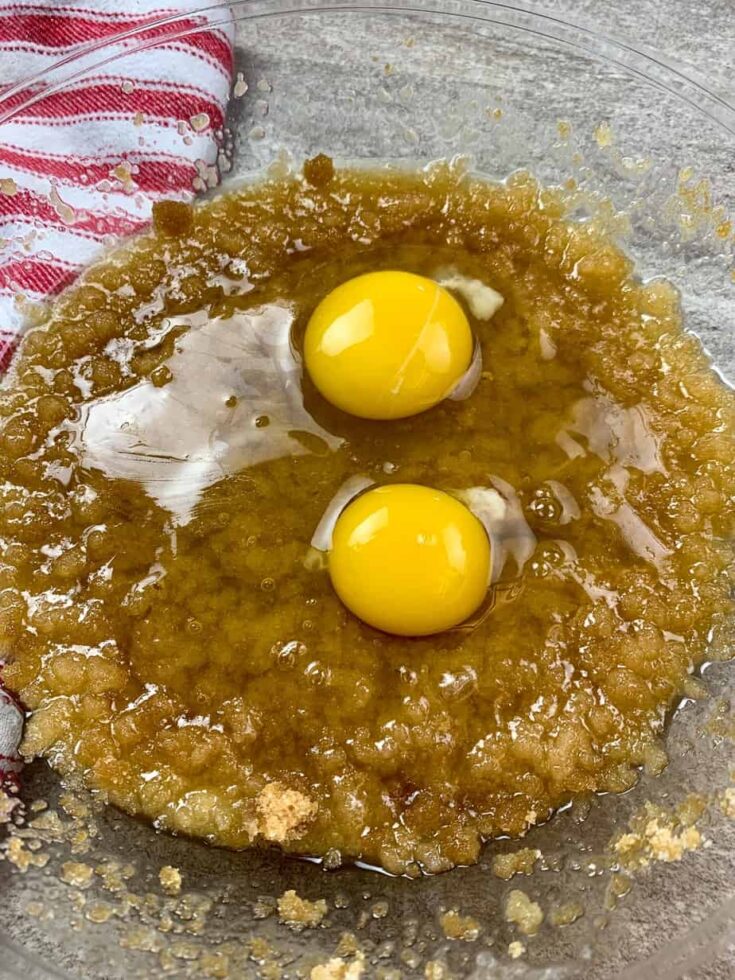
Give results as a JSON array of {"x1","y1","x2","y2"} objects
[
  {"x1": 491, "y1": 847, "x2": 539, "y2": 880},
  {"x1": 159, "y1": 865, "x2": 182, "y2": 895},
  {"x1": 614, "y1": 801, "x2": 704, "y2": 870},
  {"x1": 49, "y1": 185, "x2": 76, "y2": 224},
  {"x1": 3, "y1": 836, "x2": 49, "y2": 872},
  {"x1": 439, "y1": 909, "x2": 480, "y2": 941},
  {"x1": 508, "y1": 941, "x2": 526, "y2": 959},
  {"x1": 112, "y1": 163, "x2": 136, "y2": 193},
  {"x1": 424, "y1": 961, "x2": 450, "y2": 979},
  {"x1": 504, "y1": 889, "x2": 544, "y2": 936},
  {"x1": 595, "y1": 121, "x2": 614, "y2": 148},
  {"x1": 720, "y1": 786, "x2": 735, "y2": 818},
  {"x1": 310, "y1": 954, "x2": 365, "y2": 980},
  {"x1": 334, "y1": 932, "x2": 361, "y2": 957},
  {"x1": 86, "y1": 902, "x2": 114, "y2": 923},
  {"x1": 256, "y1": 782, "x2": 318, "y2": 843},
  {"x1": 189, "y1": 113, "x2": 210, "y2": 133},
  {"x1": 550, "y1": 901, "x2": 584, "y2": 927},
  {"x1": 0, "y1": 791, "x2": 19, "y2": 823},
  {"x1": 60, "y1": 860, "x2": 94, "y2": 889},
  {"x1": 277, "y1": 889, "x2": 327, "y2": 929}
]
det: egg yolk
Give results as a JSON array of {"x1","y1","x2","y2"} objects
[
  {"x1": 303, "y1": 270, "x2": 473, "y2": 420},
  {"x1": 329, "y1": 484, "x2": 491, "y2": 636}
]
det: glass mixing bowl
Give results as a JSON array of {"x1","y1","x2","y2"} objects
[{"x1": 1, "y1": 2, "x2": 734, "y2": 977}]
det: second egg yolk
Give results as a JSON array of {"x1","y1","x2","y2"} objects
[
  {"x1": 304, "y1": 270, "x2": 473, "y2": 420},
  {"x1": 329, "y1": 484, "x2": 491, "y2": 636}
]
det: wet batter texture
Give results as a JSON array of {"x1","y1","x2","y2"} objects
[{"x1": 1, "y1": 161, "x2": 733, "y2": 875}]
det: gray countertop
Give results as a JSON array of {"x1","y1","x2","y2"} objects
[{"x1": 535, "y1": 0, "x2": 734, "y2": 100}]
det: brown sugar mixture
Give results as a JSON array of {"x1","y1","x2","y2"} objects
[{"x1": 1, "y1": 161, "x2": 734, "y2": 875}]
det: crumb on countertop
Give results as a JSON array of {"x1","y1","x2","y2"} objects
[
  {"x1": 614, "y1": 799, "x2": 706, "y2": 871},
  {"x1": 439, "y1": 909, "x2": 480, "y2": 941},
  {"x1": 159, "y1": 865, "x2": 182, "y2": 895},
  {"x1": 504, "y1": 889, "x2": 544, "y2": 936},
  {"x1": 0, "y1": 791, "x2": 19, "y2": 823},
  {"x1": 424, "y1": 961, "x2": 450, "y2": 979},
  {"x1": 594, "y1": 121, "x2": 614, "y2": 148},
  {"x1": 2, "y1": 835, "x2": 49, "y2": 872},
  {"x1": 277, "y1": 889, "x2": 327, "y2": 929},
  {"x1": 60, "y1": 861, "x2": 94, "y2": 889},
  {"x1": 550, "y1": 901, "x2": 584, "y2": 927},
  {"x1": 310, "y1": 954, "x2": 365, "y2": 979},
  {"x1": 605, "y1": 872, "x2": 633, "y2": 911},
  {"x1": 334, "y1": 932, "x2": 361, "y2": 957}
]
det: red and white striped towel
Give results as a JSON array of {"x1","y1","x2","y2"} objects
[{"x1": 0, "y1": 0, "x2": 235, "y2": 795}]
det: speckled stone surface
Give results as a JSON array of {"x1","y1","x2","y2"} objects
[{"x1": 543, "y1": 0, "x2": 734, "y2": 98}]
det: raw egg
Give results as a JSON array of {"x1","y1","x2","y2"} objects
[
  {"x1": 303, "y1": 270, "x2": 473, "y2": 419},
  {"x1": 329, "y1": 483, "x2": 491, "y2": 636}
]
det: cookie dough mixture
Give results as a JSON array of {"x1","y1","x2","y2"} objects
[{"x1": 2, "y1": 161, "x2": 733, "y2": 874}]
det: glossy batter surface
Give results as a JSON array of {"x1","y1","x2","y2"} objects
[{"x1": 2, "y1": 162, "x2": 733, "y2": 875}]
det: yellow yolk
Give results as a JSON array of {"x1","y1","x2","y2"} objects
[
  {"x1": 303, "y1": 270, "x2": 473, "y2": 420},
  {"x1": 329, "y1": 484, "x2": 491, "y2": 636}
]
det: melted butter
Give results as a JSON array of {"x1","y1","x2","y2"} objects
[
  {"x1": 71, "y1": 305, "x2": 341, "y2": 524},
  {"x1": 1, "y1": 165, "x2": 733, "y2": 878},
  {"x1": 556, "y1": 394, "x2": 671, "y2": 570},
  {"x1": 590, "y1": 464, "x2": 672, "y2": 571},
  {"x1": 559, "y1": 395, "x2": 665, "y2": 474}
]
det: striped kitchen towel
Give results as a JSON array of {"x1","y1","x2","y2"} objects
[{"x1": 0, "y1": 0, "x2": 235, "y2": 794}]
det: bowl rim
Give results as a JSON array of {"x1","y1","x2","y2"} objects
[{"x1": 0, "y1": 0, "x2": 733, "y2": 137}]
